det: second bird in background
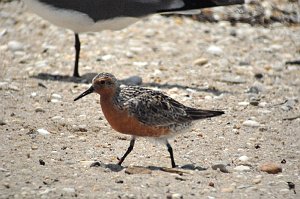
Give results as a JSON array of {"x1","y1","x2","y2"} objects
[
  {"x1": 23, "y1": 0, "x2": 245, "y2": 77},
  {"x1": 74, "y1": 72, "x2": 224, "y2": 168}
]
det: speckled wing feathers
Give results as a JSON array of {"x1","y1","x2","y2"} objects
[{"x1": 119, "y1": 86, "x2": 224, "y2": 127}]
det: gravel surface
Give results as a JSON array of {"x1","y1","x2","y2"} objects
[{"x1": 1, "y1": 1, "x2": 300, "y2": 199}]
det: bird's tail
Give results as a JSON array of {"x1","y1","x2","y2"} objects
[
  {"x1": 186, "y1": 108, "x2": 224, "y2": 120},
  {"x1": 159, "y1": 0, "x2": 244, "y2": 14}
]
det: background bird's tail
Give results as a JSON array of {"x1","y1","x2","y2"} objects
[{"x1": 159, "y1": 0, "x2": 244, "y2": 14}]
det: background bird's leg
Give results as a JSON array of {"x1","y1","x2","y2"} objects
[
  {"x1": 166, "y1": 140, "x2": 176, "y2": 168},
  {"x1": 73, "y1": 33, "x2": 80, "y2": 77},
  {"x1": 117, "y1": 137, "x2": 136, "y2": 166}
]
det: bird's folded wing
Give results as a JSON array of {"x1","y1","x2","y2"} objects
[{"x1": 125, "y1": 91, "x2": 194, "y2": 126}]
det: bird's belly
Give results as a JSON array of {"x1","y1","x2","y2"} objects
[
  {"x1": 101, "y1": 103, "x2": 169, "y2": 137},
  {"x1": 24, "y1": 0, "x2": 139, "y2": 33}
]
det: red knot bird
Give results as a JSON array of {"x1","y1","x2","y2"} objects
[
  {"x1": 24, "y1": 0, "x2": 244, "y2": 77},
  {"x1": 74, "y1": 72, "x2": 224, "y2": 167}
]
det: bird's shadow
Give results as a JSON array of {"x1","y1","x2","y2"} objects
[
  {"x1": 31, "y1": 72, "x2": 227, "y2": 95},
  {"x1": 90, "y1": 161, "x2": 207, "y2": 173}
]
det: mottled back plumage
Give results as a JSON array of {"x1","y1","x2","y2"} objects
[{"x1": 114, "y1": 83, "x2": 224, "y2": 129}]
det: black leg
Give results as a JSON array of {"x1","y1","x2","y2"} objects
[
  {"x1": 166, "y1": 141, "x2": 176, "y2": 168},
  {"x1": 118, "y1": 137, "x2": 135, "y2": 166},
  {"x1": 73, "y1": 33, "x2": 80, "y2": 77}
]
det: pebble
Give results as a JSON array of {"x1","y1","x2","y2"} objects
[
  {"x1": 122, "y1": 76, "x2": 143, "y2": 85},
  {"x1": 37, "y1": 128, "x2": 50, "y2": 136},
  {"x1": 234, "y1": 165, "x2": 251, "y2": 172},
  {"x1": 8, "y1": 85, "x2": 20, "y2": 91},
  {"x1": 238, "y1": 155, "x2": 250, "y2": 162},
  {"x1": 249, "y1": 98, "x2": 260, "y2": 106},
  {"x1": 0, "y1": 120, "x2": 7, "y2": 125},
  {"x1": 281, "y1": 98, "x2": 297, "y2": 111},
  {"x1": 51, "y1": 93, "x2": 62, "y2": 99},
  {"x1": 219, "y1": 75, "x2": 246, "y2": 84},
  {"x1": 51, "y1": 116, "x2": 63, "y2": 121},
  {"x1": 62, "y1": 187, "x2": 75, "y2": 193},
  {"x1": 221, "y1": 187, "x2": 234, "y2": 193},
  {"x1": 35, "y1": 107, "x2": 45, "y2": 113},
  {"x1": 35, "y1": 61, "x2": 48, "y2": 68},
  {"x1": 167, "y1": 193, "x2": 183, "y2": 199},
  {"x1": 30, "y1": 92, "x2": 37, "y2": 97},
  {"x1": 133, "y1": 61, "x2": 148, "y2": 67},
  {"x1": 50, "y1": 99, "x2": 60, "y2": 103},
  {"x1": 243, "y1": 120, "x2": 260, "y2": 127},
  {"x1": 8, "y1": 40, "x2": 24, "y2": 52},
  {"x1": 99, "y1": 54, "x2": 114, "y2": 61},
  {"x1": 238, "y1": 101, "x2": 249, "y2": 106},
  {"x1": 207, "y1": 45, "x2": 223, "y2": 55},
  {"x1": 252, "y1": 178, "x2": 262, "y2": 184},
  {"x1": 260, "y1": 162, "x2": 282, "y2": 174},
  {"x1": 212, "y1": 164, "x2": 229, "y2": 173},
  {"x1": 193, "y1": 58, "x2": 208, "y2": 66}
]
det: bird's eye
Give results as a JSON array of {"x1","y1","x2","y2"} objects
[{"x1": 100, "y1": 80, "x2": 105, "y2": 84}]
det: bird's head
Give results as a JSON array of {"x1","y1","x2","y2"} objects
[{"x1": 74, "y1": 73, "x2": 119, "y2": 101}]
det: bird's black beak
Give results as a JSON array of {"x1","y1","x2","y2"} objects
[{"x1": 74, "y1": 86, "x2": 94, "y2": 101}]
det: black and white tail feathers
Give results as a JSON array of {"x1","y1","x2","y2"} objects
[{"x1": 159, "y1": 0, "x2": 244, "y2": 13}]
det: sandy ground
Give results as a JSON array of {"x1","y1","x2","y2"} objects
[{"x1": 1, "y1": 1, "x2": 300, "y2": 199}]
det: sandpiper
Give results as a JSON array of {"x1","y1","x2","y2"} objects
[
  {"x1": 74, "y1": 72, "x2": 224, "y2": 167},
  {"x1": 23, "y1": 0, "x2": 244, "y2": 77}
]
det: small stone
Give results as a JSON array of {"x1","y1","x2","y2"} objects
[
  {"x1": 238, "y1": 156, "x2": 250, "y2": 162},
  {"x1": 260, "y1": 163, "x2": 282, "y2": 174},
  {"x1": 3, "y1": 182, "x2": 10, "y2": 189},
  {"x1": 90, "y1": 161, "x2": 102, "y2": 167},
  {"x1": 99, "y1": 54, "x2": 114, "y2": 61},
  {"x1": 122, "y1": 76, "x2": 143, "y2": 85},
  {"x1": 238, "y1": 102, "x2": 249, "y2": 106},
  {"x1": 204, "y1": 95, "x2": 212, "y2": 100},
  {"x1": 243, "y1": 120, "x2": 260, "y2": 127},
  {"x1": 62, "y1": 187, "x2": 75, "y2": 193},
  {"x1": 193, "y1": 58, "x2": 208, "y2": 66},
  {"x1": 30, "y1": 92, "x2": 37, "y2": 97},
  {"x1": 51, "y1": 93, "x2": 62, "y2": 99},
  {"x1": 212, "y1": 164, "x2": 229, "y2": 173},
  {"x1": 37, "y1": 129, "x2": 50, "y2": 136},
  {"x1": 133, "y1": 61, "x2": 148, "y2": 67},
  {"x1": 234, "y1": 165, "x2": 250, "y2": 172},
  {"x1": 50, "y1": 99, "x2": 60, "y2": 103},
  {"x1": 281, "y1": 99, "x2": 297, "y2": 111},
  {"x1": 221, "y1": 187, "x2": 234, "y2": 193},
  {"x1": 125, "y1": 166, "x2": 152, "y2": 175},
  {"x1": 39, "y1": 159, "x2": 45, "y2": 166},
  {"x1": 208, "y1": 182, "x2": 214, "y2": 187},
  {"x1": 167, "y1": 193, "x2": 183, "y2": 199},
  {"x1": 254, "y1": 73, "x2": 263, "y2": 79},
  {"x1": 247, "y1": 86, "x2": 260, "y2": 94},
  {"x1": 219, "y1": 75, "x2": 246, "y2": 84},
  {"x1": 8, "y1": 40, "x2": 24, "y2": 52},
  {"x1": 249, "y1": 98, "x2": 260, "y2": 106},
  {"x1": 207, "y1": 45, "x2": 223, "y2": 55},
  {"x1": 35, "y1": 107, "x2": 45, "y2": 113},
  {"x1": 0, "y1": 120, "x2": 7, "y2": 125},
  {"x1": 252, "y1": 178, "x2": 261, "y2": 184},
  {"x1": 8, "y1": 85, "x2": 20, "y2": 91},
  {"x1": 51, "y1": 116, "x2": 63, "y2": 121},
  {"x1": 35, "y1": 61, "x2": 48, "y2": 68}
]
